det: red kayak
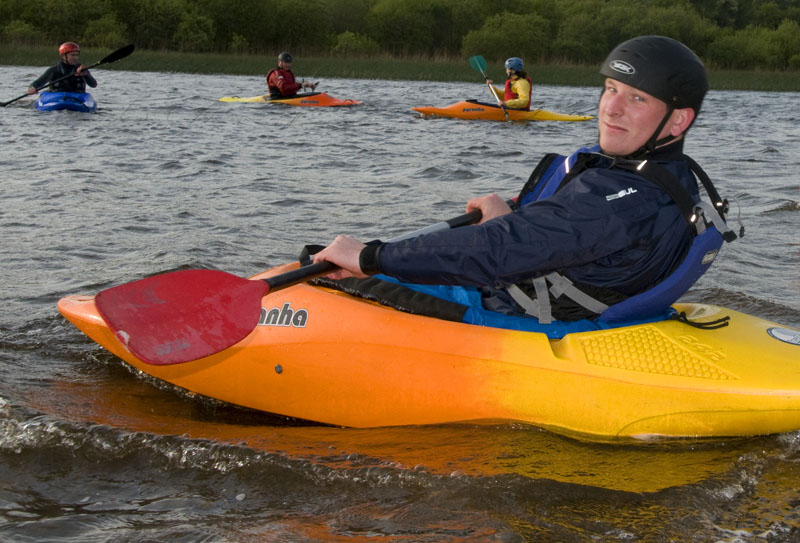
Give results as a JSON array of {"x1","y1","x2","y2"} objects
[{"x1": 219, "y1": 91, "x2": 362, "y2": 107}]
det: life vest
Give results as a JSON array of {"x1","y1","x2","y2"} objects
[
  {"x1": 504, "y1": 76, "x2": 532, "y2": 110},
  {"x1": 512, "y1": 146, "x2": 739, "y2": 324},
  {"x1": 266, "y1": 68, "x2": 298, "y2": 98},
  {"x1": 50, "y1": 62, "x2": 87, "y2": 93}
]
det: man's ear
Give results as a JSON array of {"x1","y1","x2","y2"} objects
[{"x1": 669, "y1": 107, "x2": 696, "y2": 136}]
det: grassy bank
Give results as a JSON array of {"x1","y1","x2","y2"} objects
[{"x1": 3, "y1": 45, "x2": 799, "y2": 92}]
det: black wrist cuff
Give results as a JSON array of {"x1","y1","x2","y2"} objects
[{"x1": 359, "y1": 242, "x2": 384, "y2": 275}]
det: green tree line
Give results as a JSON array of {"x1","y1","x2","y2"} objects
[{"x1": 2, "y1": 0, "x2": 799, "y2": 70}]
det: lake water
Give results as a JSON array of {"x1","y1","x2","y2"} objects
[{"x1": 1, "y1": 66, "x2": 799, "y2": 542}]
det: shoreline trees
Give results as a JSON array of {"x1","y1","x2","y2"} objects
[{"x1": 1, "y1": 0, "x2": 798, "y2": 70}]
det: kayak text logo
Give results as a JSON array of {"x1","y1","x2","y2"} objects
[{"x1": 259, "y1": 303, "x2": 309, "y2": 327}]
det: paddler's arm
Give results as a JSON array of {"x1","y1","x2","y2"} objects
[
  {"x1": 76, "y1": 65, "x2": 98, "y2": 88},
  {"x1": 28, "y1": 67, "x2": 56, "y2": 94},
  {"x1": 313, "y1": 194, "x2": 513, "y2": 279}
]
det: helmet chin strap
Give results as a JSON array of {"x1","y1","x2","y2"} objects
[{"x1": 626, "y1": 107, "x2": 675, "y2": 159}]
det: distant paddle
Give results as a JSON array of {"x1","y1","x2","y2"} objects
[
  {"x1": 1, "y1": 44, "x2": 135, "y2": 107},
  {"x1": 468, "y1": 55, "x2": 510, "y2": 122},
  {"x1": 95, "y1": 205, "x2": 497, "y2": 366}
]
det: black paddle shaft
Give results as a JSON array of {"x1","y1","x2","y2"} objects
[
  {"x1": 262, "y1": 201, "x2": 515, "y2": 294},
  {"x1": 264, "y1": 261, "x2": 338, "y2": 292}
]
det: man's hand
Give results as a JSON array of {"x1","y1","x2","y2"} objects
[
  {"x1": 313, "y1": 235, "x2": 369, "y2": 279},
  {"x1": 466, "y1": 194, "x2": 513, "y2": 224}
]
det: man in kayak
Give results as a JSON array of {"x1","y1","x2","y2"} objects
[
  {"x1": 27, "y1": 42, "x2": 97, "y2": 95},
  {"x1": 266, "y1": 52, "x2": 315, "y2": 98},
  {"x1": 488, "y1": 57, "x2": 533, "y2": 110},
  {"x1": 314, "y1": 36, "x2": 734, "y2": 336}
]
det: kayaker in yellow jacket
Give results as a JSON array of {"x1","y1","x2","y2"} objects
[{"x1": 487, "y1": 57, "x2": 532, "y2": 110}]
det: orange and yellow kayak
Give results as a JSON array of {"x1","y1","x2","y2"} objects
[
  {"x1": 218, "y1": 91, "x2": 362, "y2": 107},
  {"x1": 58, "y1": 263, "x2": 800, "y2": 441},
  {"x1": 413, "y1": 100, "x2": 593, "y2": 122}
]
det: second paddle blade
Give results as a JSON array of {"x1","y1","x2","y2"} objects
[{"x1": 95, "y1": 269, "x2": 268, "y2": 365}]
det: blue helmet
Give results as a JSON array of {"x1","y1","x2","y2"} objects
[{"x1": 504, "y1": 57, "x2": 523, "y2": 72}]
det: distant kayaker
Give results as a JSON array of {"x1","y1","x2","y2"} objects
[
  {"x1": 27, "y1": 42, "x2": 97, "y2": 95},
  {"x1": 487, "y1": 57, "x2": 532, "y2": 110},
  {"x1": 314, "y1": 36, "x2": 736, "y2": 336},
  {"x1": 266, "y1": 52, "x2": 315, "y2": 98}
]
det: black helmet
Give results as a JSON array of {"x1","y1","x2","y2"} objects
[
  {"x1": 600, "y1": 35, "x2": 708, "y2": 115},
  {"x1": 278, "y1": 52, "x2": 293, "y2": 63}
]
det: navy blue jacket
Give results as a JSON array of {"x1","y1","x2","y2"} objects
[
  {"x1": 31, "y1": 61, "x2": 97, "y2": 93},
  {"x1": 368, "y1": 142, "x2": 700, "y2": 319}
]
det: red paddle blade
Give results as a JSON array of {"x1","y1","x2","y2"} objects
[{"x1": 95, "y1": 269, "x2": 269, "y2": 365}]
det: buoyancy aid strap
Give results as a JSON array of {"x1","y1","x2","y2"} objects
[
  {"x1": 684, "y1": 155, "x2": 726, "y2": 215},
  {"x1": 695, "y1": 200, "x2": 737, "y2": 242},
  {"x1": 533, "y1": 277, "x2": 552, "y2": 323},
  {"x1": 544, "y1": 272, "x2": 610, "y2": 314},
  {"x1": 507, "y1": 283, "x2": 542, "y2": 320},
  {"x1": 507, "y1": 272, "x2": 611, "y2": 324},
  {"x1": 685, "y1": 157, "x2": 744, "y2": 240},
  {"x1": 507, "y1": 277, "x2": 553, "y2": 323},
  {"x1": 616, "y1": 158, "x2": 739, "y2": 243}
]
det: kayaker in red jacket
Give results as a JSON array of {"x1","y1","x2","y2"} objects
[
  {"x1": 27, "y1": 42, "x2": 97, "y2": 95},
  {"x1": 266, "y1": 52, "x2": 315, "y2": 98},
  {"x1": 487, "y1": 57, "x2": 532, "y2": 110},
  {"x1": 313, "y1": 36, "x2": 733, "y2": 336}
]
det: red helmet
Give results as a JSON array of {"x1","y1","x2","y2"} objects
[{"x1": 59, "y1": 42, "x2": 80, "y2": 56}]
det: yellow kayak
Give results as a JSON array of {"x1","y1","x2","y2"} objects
[
  {"x1": 413, "y1": 100, "x2": 594, "y2": 122},
  {"x1": 58, "y1": 262, "x2": 800, "y2": 441},
  {"x1": 219, "y1": 91, "x2": 362, "y2": 107}
]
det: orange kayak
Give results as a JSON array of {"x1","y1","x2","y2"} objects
[
  {"x1": 413, "y1": 100, "x2": 593, "y2": 122},
  {"x1": 58, "y1": 262, "x2": 800, "y2": 441},
  {"x1": 219, "y1": 91, "x2": 362, "y2": 107}
]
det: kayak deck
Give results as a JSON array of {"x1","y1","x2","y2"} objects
[
  {"x1": 219, "y1": 92, "x2": 362, "y2": 107},
  {"x1": 413, "y1": 100, "x2": 593, "y2": 122},
  {"x1": 36, "y1": 91, "x2": 97, "y2": 113},
  {"x1": 58, "y1": 263, "x2": 800, "y2": 441}
]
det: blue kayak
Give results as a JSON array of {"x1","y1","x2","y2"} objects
[{"x1": 35, "y1": 91, "x2": 97, "y2": 112}]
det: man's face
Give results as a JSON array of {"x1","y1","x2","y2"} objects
[
  {"x1": 279, "y1": 59, "x2": 291, "y2": 70},
  {"x1": 62, "y1": 51, "x2": 80, "y2": 65},
  {"x1": 598, "y1": 78, "x2": 670, "y2": 156}
]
